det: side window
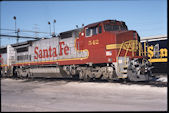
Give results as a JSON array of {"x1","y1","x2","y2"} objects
[
  {"x1": 85, "y1": 28, "x2": 91, "y2": 37},
  {"x1": 17, "y1": 55, "x2": 30, "y2": 61},
  {"x1": 85, "y1": 26, "x2": 98, "y2": 37},
  {"x1": 98, "y1": 26, "x2": 102, "y2": 33},
  {"x1": 92, "y1": 27, "x2": 97, "y2": 35},
  {"x1": 113, "y1": 25, "x2": 120, "y2": 31}
]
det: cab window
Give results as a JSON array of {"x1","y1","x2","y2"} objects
[
  {"x1": 85, "y1": 26, "x2": 98, "y2": 37},
  {"x1": 86, "y1": 28, "x2": 91, "y2": 37},
  {"x1": 92, "y1": 27, "x2": 97, "y2": 35},
  {"x1": 104, "y1": 24, "x2": 127, "y2": 31}
]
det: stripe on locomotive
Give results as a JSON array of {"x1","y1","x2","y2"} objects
[
  {"x1": 1, "y1": 64, "x2": 7, "y2": 67},
  {"x1": 106, "y1": 40, "x2": 140, "y2": 52},
  {"x1": 148, "y1": 58, "x2": 167, "y2": 62}
]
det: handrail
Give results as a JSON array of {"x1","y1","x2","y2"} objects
[
  {"x1": 117, "y1": 42, "x2": 124, "y2": 73},
  {"x1": 124, "y1": 42, "x2": 130, "y2": 66},
  {"x1": 117, "y1": 42, "x2": 124, "y2": 57},
  {"x1": 116, "y1": 40, "x2": 148, "y2": 75}
]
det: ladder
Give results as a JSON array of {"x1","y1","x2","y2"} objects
[{"x1": 116, "y1": 40, "x2": 144, "y2": 75}]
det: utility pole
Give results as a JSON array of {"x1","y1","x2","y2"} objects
[
  {"x1": 16, "y1": 28, "x2": 20, "y2": 43},
  {"x1": 13, "y1": 16, "x2": 16, "y2": 33},
  {"x1": 48, "y1": 21, "x2": 51, "y2": 36},
  {"x1": 53, "y1": 19, "x2": 56, "y2": 37},
  {"x1": 13, "y1": 16, "x2": 19, "y2": 43}
]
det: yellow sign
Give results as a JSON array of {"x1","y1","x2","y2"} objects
[{"x1": 147, "y1": 46, "x2": 167, "y2": 62}]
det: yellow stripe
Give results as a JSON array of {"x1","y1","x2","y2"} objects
[
  {"x1": 1, "y1": 64, "x2": 7, "y2": 67},
  {"x1": 106, "y1": 44, "x2": 121, "y2": 49},
  {"x1": 14, "y1": 55, "x2": 89, "y2": 65},
  {"x1": 148, "y1": 58, "x2": 167, "y2": 62},
  {"x1": 106, "y1": 40, "x2": 139, "y2": 52}
]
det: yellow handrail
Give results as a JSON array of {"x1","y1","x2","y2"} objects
[
  {"x1": 117, "y1": 42, "x2": 124, "y2": 57},
  {"x1": 116, "y1": 40, "x2": 149, "y2": 74},
  {"x1": 117, "y1": 42, "x2": 124, "y2": 73}
]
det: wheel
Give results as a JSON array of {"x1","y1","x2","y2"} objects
[
  {"x1": 79, "y1": 71, "x2": 91, "y2": 82},
  {"x1": 79, "y1": 71, "x2": 84, "y2": 80},
  {"x1": 127, "y1": 58, "x2": 151, "y2": 81},
  {"x1": 83, "y1": 74, "x2": 91, "y2": 82}
]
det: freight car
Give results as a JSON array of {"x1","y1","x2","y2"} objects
[
  {"x1": 141, "y1": 35, "x2": 167, "y2": 74},
  {"x1": 0, "y1": 20, "x2": 152, "y2": 81}
]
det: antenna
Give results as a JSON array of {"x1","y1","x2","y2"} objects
[
  {"x1": 53, "y1": 19, "x2": 56, "y2": 37},
  {"x1": 33, "y1": 24, "x2": 39, "y2": 38}
]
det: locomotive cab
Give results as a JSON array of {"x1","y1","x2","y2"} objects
[
  {"x1": 79, "y1": 20, "x2": 128, "y2": 37},
  {"x1": 103, "y1": 21, "x2": 128, "y2": 32}
]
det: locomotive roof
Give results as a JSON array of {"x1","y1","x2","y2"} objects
[
  {"x1": 0, "y1": 40, "x2": 37, "y2": 50},
  {"x1": 58, "y1": 28, "x2": 82, "y2": 39},
  {"x1": 11, "y1": 40, "x2": 34, "y2": 47},
  {"x1": 59, "y1": 28, "x2": 82, "y2": 35},
  {"x1": 85, "y1": 20, "x2": 124, "y2": 28},
  {"x1": 141, "y1": 35, "x2": 167, "y2": 42}
]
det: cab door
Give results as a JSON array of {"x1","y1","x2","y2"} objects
[{"x1": 84, "y1": 25, "x2": 105, "y2": 63}]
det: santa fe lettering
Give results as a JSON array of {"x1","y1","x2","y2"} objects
[{"x1": 34, "y1": 41, "x2": 70, "y2": 59}]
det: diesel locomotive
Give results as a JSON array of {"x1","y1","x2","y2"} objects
[
  {"x1": 141, "y1": 35, "x2": 167, "y2": 74},
  {"x1": 0, "y1": 20, "x2": 152, "y2": 81}
]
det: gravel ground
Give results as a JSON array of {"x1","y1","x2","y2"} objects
[{"x1": 1, "y1": 78, "x2": 168, "y2": 112}]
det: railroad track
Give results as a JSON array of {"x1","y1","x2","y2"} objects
[
  {"x1": 120, "y1": 80, "x2": 167, "y2": 87},
  {"x1": 1, "y1": 76, "x2": 167, "y2": 87}
]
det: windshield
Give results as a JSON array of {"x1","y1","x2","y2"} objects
[{"x1": 104, "y1": 24, "x2": 127, "y2": 31}]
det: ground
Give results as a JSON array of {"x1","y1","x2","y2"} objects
[{"x1": 1, "y1": 78, "x2": 167, "y2": 111}]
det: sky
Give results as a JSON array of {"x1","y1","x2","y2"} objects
[{"x1": 0, "y1": 0, "x2": 167, "y2": 46}]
